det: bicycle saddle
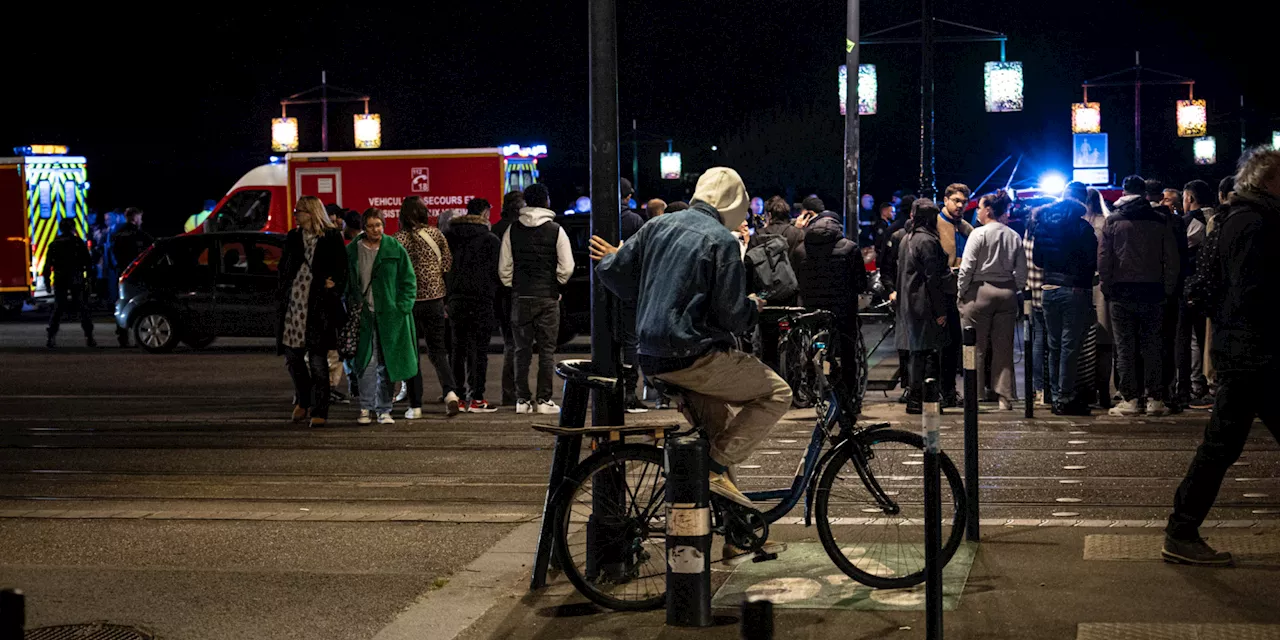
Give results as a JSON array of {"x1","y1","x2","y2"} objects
[{"x1": 554, "y1": 359, "x2": 621, "y2": 391}]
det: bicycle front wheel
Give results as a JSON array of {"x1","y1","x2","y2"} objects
[
  {"x1": 814, "y1": 428, "x2": 966, "y2": 589},
  {"x1": 551, "y1": 444, "x2": 668, "y2": 611}
]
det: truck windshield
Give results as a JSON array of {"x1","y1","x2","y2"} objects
[{"x1": 209, "y1": 190, "x2": 272, "y2": 232}]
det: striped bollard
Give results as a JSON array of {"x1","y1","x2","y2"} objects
[
  {"x1": 962, "y1": 325, "x2": 980, "y2": 541},
  {"x1": 666, "y1": 435, "x2": 712, "y2": 627},
  {"x1": 1023, "y1": 294, "x2": 1034, "y2": 419},
  {"x1": 923, "y1": 378, "x2": 944, "y2": 640}
]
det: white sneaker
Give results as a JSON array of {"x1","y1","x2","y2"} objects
[
  {"x1": 515, "y1": 400, "x2": 533, "y2": 414},
  {"x1": 536, "y1": 400, "x2": 561, "y2": 415},
  {"x1": 394, "y1": 383, "x2": 408, "y2": 403},
  {"x1": 445, "y1": 391, "x2": 460, "y2": 417},
  {"x1": 378, "y1": 413, "x2": 395, "y2": 425},
  {"x1": 1035, "y1": 390, "x2": 1048, "y2": 407},
  {"x1": 357, "y1": 410, "x2": 373, "y2": 425},
  {"x1": 1146, "y1": 399, "x2": 1168, "y2": 417},
  {"x1": 1109, "y1": 399, "x2": 1141, "y2": 417},
  {"x1": 404, "y1": 407, "x2": 422, "y2": 420}
]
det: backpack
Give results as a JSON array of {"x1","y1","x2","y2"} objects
[
  {"x1": 744, "y1": 234, "x2": 798, "y2": 302},
  {"x1": 1184, "y1": 208, "x2": 1230, "y2": 315}
]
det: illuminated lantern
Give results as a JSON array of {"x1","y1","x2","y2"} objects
[
  {"x1": 660, "y1": 152, "x2": 681, "y2": 180},
  {"x1": 1072, "y1": 102, "x2": 1101, "y2": 134},
  {"x1": 838, "y1": 64, "x2": 877, "y2": 116},
  {"x1": 1176, "y1": 99, "x2": 1207, "y2": 137},
  {"x1": 354, "y1": 113, "x2": 382, "y2": 149},
  {"x1": 1273, "y1": 131, "x2": 1280, "y2": 150},
  {"x1": 271, "y1": 117, "x2": 299, "y2": 152},
  {"x1": 1193, "y1": 136, "x2": 1216, "y2": 165},
  {"x1": 984, "y1": 61, "x2": 1023, "y2": 113}
]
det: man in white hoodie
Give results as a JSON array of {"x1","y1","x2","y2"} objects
[{"x1": 499, "y1": 183, "x2": 575, "y2": 415}]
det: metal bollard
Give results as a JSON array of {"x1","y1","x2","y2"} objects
[
  {"x1": 961, "y1": 326, "x2": 980, "y2": 542},
  {"x1": 922, "y1": 378, "x2": 944, "y2": 640},
  {"x1": 666, "y1": 435, "x2": 712, "y2": 627},
  {"x1": 740, "y1": 598, "x2": 774, "y2": 640},
  {"x1": 0, "y1": 588, "x2": 23, "y2": 640},
  {"x1": 1023, "y1": 294, "x2": 1034, "y2": 419}
]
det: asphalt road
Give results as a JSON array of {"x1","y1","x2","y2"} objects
[{"x1": 1, "y1": 317, "x2": 1278, "y2": 639}]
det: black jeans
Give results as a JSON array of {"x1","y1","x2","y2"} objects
[
  {"x1": 407, "y1": 299, "x2": 456, "y2": 408},
  {"x1": 940, "y1": 305, "x2": 961, "y2": 396},
  {"x1": 1160, "y1": 300, "x2": 1179, "y2": 402},
  {"x1": 496, "y1": 290, "x2": 516, "y2": 405},
  {"x1": 1110, "y1": 299, "x2": 1164, "y2": 402},
  {"x1": 48, "y1": 282, "x2": 93, "y2": 337},
  {"x1": 285, "y1": 346, "x2": 331, "y2": 419},
  {"x1": 620, "y1": 297, "x2": 640, "y2": 398},
  {"x1": 1167, "y1": 371, "x2": 1280, "y2": 540},
  {"x1": 513, "y1": 296, "x2": 559, "y2": 403},
  {"x1": 1175, "y1": 301, "x2": 1207, "y2": 401},
  {"x1": 449, "y1": 296, "x2": 493, "y2": 402},
  {"x1": 908, "y1": 349, "x2": 941, "y2": 402}
]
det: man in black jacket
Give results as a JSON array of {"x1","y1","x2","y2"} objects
[
  {"x1": 1176, "y1": 180, "x2": 1214, "y2": 408},
  {"x1": 110, "y1": 208, "x2": 153, "y2": 347},
  {"x1": 1148, "y1": 179, "x2": 1191, "y2": 413},
  {"x1": 446, "y1": 198, "x2": 502, "y2": 413},
  {"x1": 760, "y1": 196, "x2": 804, "y2": 251},
  {"x1": 1100, "y1": 176, "x2": 1180, "y2": 417},
  {"x1": 1165, "y1": 148, "x2": 1280, "y2": 566},
  {"x1": 792, "y1": 210, "x2": 866, "y2": 403},
  {"x1": 44, "y1": 219, "x2": 96, "y2": 348}
]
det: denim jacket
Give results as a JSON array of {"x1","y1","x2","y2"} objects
[{"x1": 596, "y1": 201, "x2": 759, "y2": 359}]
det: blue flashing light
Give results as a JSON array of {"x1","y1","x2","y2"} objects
[
  {"x1": 269, "y1": 156, "x2": 283, "y2": 164},
  {"x1": 574, "y1": 196, "x2": 591, "y2": 213},
  {"x1": 1039, "y1": 172, "x2": 1068, "y2": 197},
  {"x1": 501, "y1": 143, "x2": 548, "y2": 159}
]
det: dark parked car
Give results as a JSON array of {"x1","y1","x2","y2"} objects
[{"x1": 115, "y1": 232, "x2": 285, "y2": 353}]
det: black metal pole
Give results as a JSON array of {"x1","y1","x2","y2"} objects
[
  {"x1": 1023, "y1": 295, "x2": 1034, "y2": 419},
  {"x1": 0, "y1": 589, "x2": 23, "y2": 640},
  {"x1": 922, "y1": 377, "x2": 943, "y2": 640},
  {"x1": 1133, "y1": 52, "x2": 1142, "y2": 177},
  {"x1": 741, "y1": 599, "x2": 774, "y2": 640},
  {"x1": 843, "y1": 0, "x2": 861, "y2": 239},
  {"x1": 666, "y1": 435, "x2": 712, "y2": 628},
  {"x1": 632, "y1": 119, "x2": 640, "y2": 201},
  {"x1": 588, "y1": 0, "x2": 624, "y2": 426},
  {"x1": 919, "y1": 0, "x2": 936, "y2": 199},
  {"x1": 961, "y1": 325, "x2": 979, "y2": 541},
  {"x1": 321, "y1": 70, "x2": 329, "y2": 153}
]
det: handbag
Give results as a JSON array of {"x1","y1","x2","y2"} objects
[{"x1": 339, "y1": 278, "x2": 374, "y2": 360}]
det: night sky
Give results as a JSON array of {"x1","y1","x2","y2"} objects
[{"x1": 6, "y1": 1, "x2": 1277, "y2": 235}]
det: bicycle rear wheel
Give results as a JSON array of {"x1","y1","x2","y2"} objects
[
  {"x1": 551, "y1": 444, "x2": 668, "y2": 611},
  {"x1": 814, "y1": 428, "x2": 966, "y2": 589}
]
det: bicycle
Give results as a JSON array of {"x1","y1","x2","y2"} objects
[
  {"x1": 548, "y1": 308, "x2": 967, "y2": 611},
  {"x1": 775, "y1": 306, "x2": 869, "y2": 414}
]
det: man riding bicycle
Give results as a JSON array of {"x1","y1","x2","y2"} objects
[{"x1": 590, "y1": 167, "x2": 793, "y2": 509}]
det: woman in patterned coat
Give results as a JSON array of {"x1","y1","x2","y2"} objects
[{"x1": 276, "y1": 196, "x2": 349, "y2": 427}]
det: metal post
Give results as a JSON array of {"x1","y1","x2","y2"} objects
[
  {"x1": 961, "y1": 325, "x2": 979, "y2": 541},
  {"x1": 0, "y1": 588, "x2": 23, "y2": 640},
  {"x1": 741, "y1": 599, "x2": 774, "y2": 640},
  {"x1": 922, "y1": 378, "x2": 944, "y2": 640},
  {"x1": 1133, "y1": 52, "x2": 1141, "y2": 177},
  {"x1": 666, "y1": 435, "x2": 712, "y2": 628},
  {"x1": 1023, "y1": 296, "x2": 1034, "y2": 419},
  {"x1": 919, "y1": 0, "x2": 936, "y2": 199},
  {"x1": 843, "y1": 0, "x2": 861, "y2": 240},
  {"x1": 1239, "y1": 95, "x2": 1246, "y2": 156},
  {"x1": 632, "y1": 119, "x2": 640, "y2": 200},
  {"x1": 321, "y1": 70, "x2": 329, "y2": 152}
]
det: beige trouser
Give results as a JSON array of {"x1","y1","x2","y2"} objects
[
  {"x1": 960, "y1": 281, "x2": 1018, "y2": 401},
  {"x1": 654, "y1": 349, "x2": 793, "y2": 468},
  {"x1": 327, "y1": 350, "x2": 344, "y2": 388}
]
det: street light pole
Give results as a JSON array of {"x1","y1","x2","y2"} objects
[
  {"x1": 843, "y1": 0, "x2": 861, "y2": 239},
  {"x1": 588, "y1": 0, "x2": 623, "y2": 427},
  {"x1": 919, "y1": 0, "x2": 936, "y2": 199},
  {"x1": 1133, "y1": 53, "x2": 1141, "y2": 177},
  {"x1": 321, "y1": 71, "x2": 329, "y2": 152}
]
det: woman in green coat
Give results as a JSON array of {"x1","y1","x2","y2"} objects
[{"x1": 347, "y1": 208, "x2": 419, "y2": 425}]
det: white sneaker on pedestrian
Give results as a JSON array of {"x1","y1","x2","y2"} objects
[
  {"x1": 378, "y1": 413, "x2": 395, "y2": 425},
  {"x1": 515, "y1": 400, "x2": 533, "y2": 414},
  {"x1": 357, "y1": 410, "x2": 373, "y2": 425},
  {"x1": 1108, "y1": 399, "x2": 1141, "y2": 417},
  {"x1": 1034, "y1": 390, "x2": 1048, "y2": 407},
  {"x1": 536, "y1": 400, "x2": 561, "y2": 415},
  {"x1": 1146, "y1": 399, "x2": 1168, "y2": 417},
  {"x1": 404, "y1": 407, "x2": 422, "y2": 420},
  {"x1": 394, "y1": 383, "x2": 408, "y2": 404},
  {"x1": 445, "y1": 391, "x2": 460, "y2": 417}
]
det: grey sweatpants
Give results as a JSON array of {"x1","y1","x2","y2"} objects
[
  {"x1": 654, "y1": 350, "x2": 793, "y2": 468},
  {"x1": 960, "y1": 281, "x2": 1018, "y2": 401}
]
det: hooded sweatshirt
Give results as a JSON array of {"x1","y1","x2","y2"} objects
[
  {"x1": 498, "y1": 206, "x2": 574, "y2": 298},
  {"x1": 792, "y1": 212, "x2": 865, "y2": 319},
  {"x1": 444, "y1": 215, "x2": 501, "y2": 300},
  {"x1": 1099, "y1": 194, "x2": 1179, "y2": 303},
  {"x1": 596, "y1": 167, "x2": 757, "y2": 371}
]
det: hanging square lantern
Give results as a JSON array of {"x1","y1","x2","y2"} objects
[
  {"x1": 838, "y1": 64, "x2": 877, "y2": 116},
  {"x1": 984, "y1": 61, "x2": 1023, "y2": 113},
  {"x1": 1272, "y1": 131, "x2": 1280, "y2": 150},
  {"x1": 1176, "y1": 99, "x2": 1207, "y2": 137},
  {"x1": 1072, "y1": 102, "x2": 1101, "y2": 134},
  {"x1": 354, "y1": 113, "x2": 382, "y2": 149},
  {"x1": 271, "y1": 117, "x2": 299, "y2": 152},
  {"x1": 1193, "y1": 136, "x2": 1216, "y2": 165},
  {"x1": 660, "y1": 152, "x2": 681, "y2": 180}
]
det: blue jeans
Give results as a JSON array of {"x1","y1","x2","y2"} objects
[
  {"x1": 1032, "y1": 308, "x2": 1048, "y2": 395},
  {"x1": 359, "y1": 327, "x2": 393, "y2": 414},
  {"x1": 1042, "y1": 287, "x2": 1093, "y2": 406}
]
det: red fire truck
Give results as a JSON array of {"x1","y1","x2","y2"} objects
[
  {"x1": 199, "y1": 148, "x2": 507, "y2": 235},
  {"x1": 1, "y1": 146, "x2": 90, "y2": 314}
]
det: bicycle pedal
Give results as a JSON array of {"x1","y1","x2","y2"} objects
[{"x1": 752, "y1": 552, "x2": 778, "y2": 563}]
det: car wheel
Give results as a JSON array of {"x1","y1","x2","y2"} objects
[
  {"x1": 183, "y1": 335, "x2": 216, "y2": 350},
  {"x1": 134, "y1": 310, "x2": 180, "y2": 353}
]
